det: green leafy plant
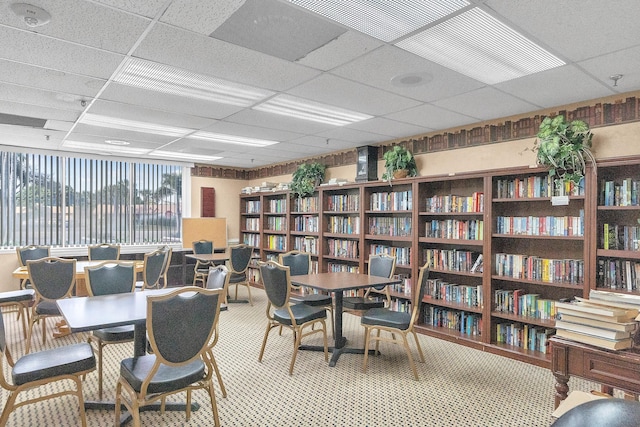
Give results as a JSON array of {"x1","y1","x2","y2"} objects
[
  {"x1": 534, "y1": 115, "x2": 595, "y2": 187},
  {"x1": 290, "y1": 162, "x2": 326, "y2": 197},
  {"x1": 382, "y1": 145, "x2": 418, "y2": 183}
]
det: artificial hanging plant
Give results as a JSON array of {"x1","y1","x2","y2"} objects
[
  {"x1": 533, "y1": 115, "x2": 595, "y2": 187},
  {"x1": 381, "y1": 145, "x2": 418, "y2": 183},
  {"x1": 290, "y1": 162, "x2": 326, "y2": 197}
]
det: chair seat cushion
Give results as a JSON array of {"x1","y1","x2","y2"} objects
[
  {"x1": 343, "y1": 297, "x2": 384, "y2": 311},
  {"x1": 291, "y1": 293, "x2": 332, "y2": 307},
  {"x1": 93, "y1": 325, "x2": 135, "y2": 342},
  {"x1": 35, "y1": 300, "x2": 60, "y2": 315},
  {"x1": 362, "y1": 307, "x2": 411, "y2": 330},
  {"x1": 229, "y1": 272, "x2": 247, "y2": 284},
  {"x1": 12, "y1": 342, "x2": 96, "y2": 385},
  {"x1": 274, "y1": 304, "x2": 326, "y2": 325},
  {"x1": 120, "y1": 354, "x2": 205, "y2": 394},
  {"x1": 0, "y1": 289, "x2": 35, "y2": 304}
]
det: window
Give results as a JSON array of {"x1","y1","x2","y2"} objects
[{"x1": 0, "y1": 151, "x2": 182, "y2": 248}]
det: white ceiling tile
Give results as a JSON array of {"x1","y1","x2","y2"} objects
[
  {"x1": 486, "y1": 0, "x2": 640, "y2": 62},
  {"x1": 200, "y1": 121, "x2": 302, "y2": 142},
  {"x1": 579, "y1": 46, "x2": 640, "y2": 95},
  {"x1": 316, "y1": 127, "x2": 389, "y2": 145},
  {"x1": 287, "y1": 74, "x2": 422, "y2": 116},
  {"x1": 0, "y1": 83, "x2": 86, "y2": 112},
  {"x1": 225, "y1": 109, "x2": 335, "y2": 135},
  {"x1": 68, "y1": 125, "x2": 176, "y2": 146},
  {"x1": 346, "y1": 117, "x2": 434, "y2": 138},
  {"x1": 0, "y1": 100, "x2": 80, "y2": 122},
  {"x1": 132, "y1": 23, "x2": 321, "y2": 91},
  {"x1": 93, "y1": 0, "x2": 170, "y2": 18},
  {"x1": 0, "y1": 0, "x2": 150, "y2": 54},
  {"x1": 496, "y1": 65, "x2": 615, "y2": 109},
  {"x1": 432, "y1": 87, "x2": 539, "y2": 121},
  {"x1": 0, "y1": 60, "x2": 105, "y2": 97},
  {"x1": 385, "y1": 104, "x2": 478, "y2": 130},
  {"x1": 0, "y1": 26, "x2": 123, "y2": 79},
  {"x1": 331, "y1": 45, "x2": 485, "y2": 102},
  {"x1": 296, "y1": 31, "x2": 382, "y2": 71},
  {"x1": 161, "y1": 0, "x2": 247, "y2": 35},
  {"x1": 99, "y1": 83, "x2": 244, "y2": 120}
]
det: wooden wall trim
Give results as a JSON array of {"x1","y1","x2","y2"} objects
[{"x1": 191, "y1": 93, "x2": 640, "y2": 180}]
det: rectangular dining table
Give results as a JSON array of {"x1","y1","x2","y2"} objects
[
  {"x1": 290, "y1": 271, "x2": 401, "y2": 367},
  {"x1": 56, "y1": 288, "x2": 195, "y2": 424}
]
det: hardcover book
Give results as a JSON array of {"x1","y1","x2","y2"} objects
[{"x1": 555, "y1": 329, "x2": 633, "y2": 350}]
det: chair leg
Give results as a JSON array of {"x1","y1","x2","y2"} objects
[
  {"x1": 73, "y1": 375, "x2": 89, "y2": 427},
  {"x1": 97, "y1": 341, "x2": 104, "y2": 400},
  {"x1": 289, "y1": 326, "x2": 302, "y2": 375},
  {"x1": 25, "y1": 316, "x2": 37, "y2": 354},
  {"x1": 186, "y1": 389, "x2": 192, "y2": 421},
  {"x1": 245, "y1": 283, "x2": 253, "y2": 306},
  {"x1": 210, "y1": 353, "x2": 227, "y2": 398},
  {"x1": 411, "y1": 330, "x2": 425, "y2": 363},
  {"x1": 258, "y1": 323, "x2": 273, "y2": 362},
  {"x1": 19, "y1": 305, "x2": 28, "y2": 340},
  {"x1": 362, "y1": 326, "x2": 371, "y2": 373},
  {"x1": 0, "y1": 390, "x2": 19, "y2": 426},
  {"x1": 402, "y1": 333, "x2": 419, "y2": 380},
  {"x1": 41, "y1": 316, "x2": 47, "y2": 345},
  {"x1": 205, "y1": 379, "x2": 221, "y2": 427}
]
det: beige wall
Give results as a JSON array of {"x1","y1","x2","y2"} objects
[{"x1": 2, "y1": 122, "x2": 639, "y2": 292}]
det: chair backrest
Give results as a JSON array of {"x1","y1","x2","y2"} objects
[
  {"x1": 368, "y1": 253, "x2": 396, "y2": 291},
  {"x1": 147, "y1": 287, "x2": 223, "y2": 365},
  {"x1": 409, "y1": 265, "x2": 430, "y2": 328},
  {"x1": 158, "y1": 245, "x2": 173, "y2": 287},
  {"x1": 16, "y1": 245, "x2": 50, "y2": 266},
  {"x1": 84, "y1": 261, "x2": 136, "y2": 296},
  {"x1": 88, "y1": 243, "x2": 120, "y2": 261},
  {"x1": 228, "y1": 244, "x2": 253, "y2": 274},
  {"x1": 258, "y1": 261, "x2": 291, "y2": 309},
  {"x1": 206, "y1": 265, "x2": 230, "y2": 291},
  {"x1": 26, "y1": 257, "x2": 76, "y2": 301},
  {"x1": 142, "y1": 248, "x2": 166, "y2": 289},
  {"x1": 193, "y1": 240, "x2": 214, "y2": 255},
  {"x1": 278, "y1": 251, "x2": 311, "y2": 276}
]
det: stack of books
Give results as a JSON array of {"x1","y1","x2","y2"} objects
[{"x1": 554, "y1": 290, "x2": 640, "y2": 350}]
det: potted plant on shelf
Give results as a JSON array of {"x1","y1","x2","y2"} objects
[
  {"x1": 290, "y1": 162, "x2": 326, "y2": 198},
  {"x1": 534, "y1": 115, "x2": 595, "y2": 187},
  {"x1": 382, "y1": 145, "x2": 418, "y2": 183}
]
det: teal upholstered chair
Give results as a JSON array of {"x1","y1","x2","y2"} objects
[
  {"x1": 192, "y1": 240, "x2": 214, "y2": 287},
  {"x1": 361, "y1": 264, "x2": 428, "y2": 380},
  {"x1": 25, "y1": 257, "x2": 76, "y2": 354},
  {"x1": 343, "y1": 253, "x2": 396, "y2": 311},
  {"x1": 0, "y1": 309, "x2": 95, "y2": 426},
  {"x1": 279, "y1": 250, "x2": 334, "y2": 337},
  {"x1": 553, "y1": 398, "x2": 640, "y2": 427},
  {"x1": 16, "y1": 245, "x2": 50, "y2": 289},
  {"x1": 258, "y1": 261, "x2": 328, "y2": 375},
  {"x1": 87, "y1": 243, "x2": 120, "y2": 261},
  {"x1": 84, "y1": 261, "x2": 137, "y2": 399},
  {"x1": 115, "y1": 287, "x2": 225, "y2": 426},
  {"x1": 136, "y1": 247, "x2": 169, "y2": 290},
  {"x1": 227, "y1": 244, "x2": 254, "y2": 305}
]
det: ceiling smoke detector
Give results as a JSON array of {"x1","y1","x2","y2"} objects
[{"x1": 10, "y1": 3, "x2": 51, "y2": 27}]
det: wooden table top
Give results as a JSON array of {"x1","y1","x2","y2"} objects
[
  {"x1": 12, "y1": 260, "x2": 144, "y2": 280},
  {"x1": 290, "y1": 271, "x2": 401, "y2": 293}
]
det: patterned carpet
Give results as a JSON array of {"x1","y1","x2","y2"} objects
[{"x1": 0, "y1": 288, "x2": 599, "y2": 427}]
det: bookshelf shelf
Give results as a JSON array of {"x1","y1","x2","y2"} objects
[
  {"x1": 491, "y1": 311, "x2": 556, "y2": 328},
  {"x1": 596, "y1": 249, "x2": 640, "y2": 259},
  {"x1": 419, "y1": 237, "x2": 483, "y2": 246},
  {"x1": 424, "y1": 298, "x2": 484, "y2": 314},
  {"x1": 492, "y1": 234, "x2": 584, "y2": 241},
  {"x1": 492, "y1": 275, "x2": 583, "y2": 290}
]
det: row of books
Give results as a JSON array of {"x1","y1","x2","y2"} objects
[
  {"x1": 495, "y1": 212, "x2": 584, "y2": 237},
  {"x1": 327, "y1": 216, "x2": 360, "y2": 234},
  {"x1": 292, "y1": 195, "x2": 319, "y2": 212},
  {"x1": 326, "y1": 238, "x2": 359, "y2": 259},
  {"x1": 244, "y1": 217, "x2": 260, "y2": 231},
  {"x1": 599, "y1": 178, "x2": 639, "y2": 206},
  {"x1": 369, "y1": 190, "x2": 412, "y2": 211},
  {"x1": 493, "y1": 289, "x2": 556, "y2": 320},
  {"x1": 266, "y1": 217, "x2": 286, "y2": 232},
  {"x1": 268, "y1": 198, "x2": 287, "y2": 213},
  {"x1": 602, "y1": 223, "x2": 640, "y2": 251},
  {"x1": 495, "y1": 322, "x2": 553, "y2": 354},
  {"x1": 494, "y1": 253, "x2": 584, "y2": 284},
  {"x1": 367, "y1": 217, "x2": 412, "y2": 237},
  {"x1": 494, "y1": 175, "x2": 584, "y2": 199},
  {"x1": 423, "y1": 192, "x2": 484, "y2": 213},
  {"x1": 328, "y1": 263, "x2": 359, "y2": 273},
  {"x1": 423, "y1": 306, "x2": 482, "y2": 336},
  {"x1": 369, "y1": 245, "x2": 411, "y2": 266},
  {"x1": 265, "y1": 235, "x2": 286, "y2": 251},
  {"x1": 293, "y1": 236, "x2": 318, "y2": 255},
  {"x1": 425, "y1": 219, "x2": 483, "y2": 240},
  {"x1": 242, "y1": 233, "x2": 260, "y2": 247},
  {"x1": 389, "y1": 274, "x2": 411, "y2": 295},
  {"x1": 292, "y1": 215, "x2": 319, "y2": 232},
  {"x1": 424, "y1": 278, "x2": 483, "y2": 308},
  {"x1": 423, "y1": 249, "x2": 482, "y2": 274},
  {"x1": 596, "y1": 258, "x2": 640, "y2": 291},
  {"x1": 245, "y1": 200, "x2": 261, "y2": 214},
  {"x1": 554, "y1": 290, "x2": 640, "y2": 350},
  {"x1": 325, "y1": 194, "x2": 360, "y2": 212}
]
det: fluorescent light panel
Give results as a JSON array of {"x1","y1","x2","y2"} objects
[
  {"x1": 79, "y1": 113, "x2": 191, "y2": 137},
  {"x1": 190, "y1": 132, "x2": 279, "y2": 147},
  {"x1": 396, "y1": 8, "x2": 565, "y2": 85},
  {"x1": 63, "y1": 140, "x2": 150, "y2": 155},
  {"x1": 289, "y1": 0, "x2": 468, "y2": 42},
  {"x1": 254, "y1": 94, "x2": 373, "y2": 126},
  {"x1": 113, "y1": 58, "x2": 275, "y2": 107},
  {"x1": 149, "y1": 150, "x2": 222, "y2": 163}
]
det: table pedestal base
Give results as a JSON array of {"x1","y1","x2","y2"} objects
[
  {"x1": 85, "y1": 401, "x2": 199, "y2": 426},
  {"x1": 299, "y1": 338, "x2": 378, "y2": 367}
]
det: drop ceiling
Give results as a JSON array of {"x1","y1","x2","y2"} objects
[{"x1": 0, "y1": 0, "x2": 638, "y2": 168}]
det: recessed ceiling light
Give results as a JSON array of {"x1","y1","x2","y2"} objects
[
  {"x1": 79, "y1": 114, "x2": 191, "y2": 137},
  {"x1": 148, "y1": 151, "x2": 222, "y2": 163},
  {"x1": 253, "y1": 94, "x2": 373, "y2": 126},
  {"x1": 390, "y1": 72, "x2": 434, "y2": 88},
  {"x1": 105, "y1": 139, "x2": 130, "y2": 146},
  {"x1": 63, "y1": 140, "x2": 150, "y2": 155},
  {"x1": 395, "y1": 8, "x2": 565, "y2": 84},
  {"x1": 189, "y1": 132, "x2": 279, "y2": 147}
]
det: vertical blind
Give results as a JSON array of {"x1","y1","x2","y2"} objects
[{"x1": 0, "y1": 151, "x2": 182, "y2": 248}]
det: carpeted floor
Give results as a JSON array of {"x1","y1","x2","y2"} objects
[{"x1": 0, "y1": 288, "x2": 600, "y2": 426}]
